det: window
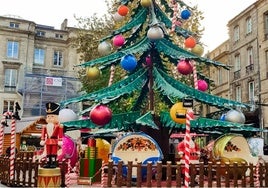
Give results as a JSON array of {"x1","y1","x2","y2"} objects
[
  {"x1": 55, "y1": 34, "x2": 63, "y2": 39},
  {"x1": 248, "y1": 81, "x2": 254, "y2": 102},
  {"x1": 234, "y1": 54, "x2": 241, "y2": 71},
  {"x1": 234, "y1": 25, "x2": 240, "y2": 42},
  {"x1": 9, "y1": 22, "x2": 19, "y2": 28},
  {"x1": 246, "y1": 17, "x2": 252, "y2": 34},
  {"x1": 217, "y1": 68, "x2": 222, "y2": 85},
  {"x1": 235, "y1": 86, "x2": 241, "y2": 102},
  {"x1": 4, "y1": 69, "x2": 17, "y2": 92},
  {"x1": 36, "y1": 31, "x2": 45, "y2": 37},
  {"x1": 53, "y1": 51, "x2": 63, "y2": 66},
  {"x1": 34, "y1": 48, "x2": 45, "y2": 65},
  {"x1": 264, "y1": 12, "x2": 268, "y2": 40},
  {"x1": 3, "y1": 100, "x2": 15, "y2": 113},
  {"x1": 247, "y1": 47, "x2": 253, "y2": 65},
  {"x1": 7, "y1": 41, "x2": 19, "y2": 58}
]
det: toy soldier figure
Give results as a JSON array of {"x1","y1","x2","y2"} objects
[{"x1": 40, "y1": 102, "x2": 63, "y2": 168}]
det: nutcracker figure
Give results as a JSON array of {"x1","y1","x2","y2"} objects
[{"x1": 40, "y1": 102, "x2": 63, "y2": 168}]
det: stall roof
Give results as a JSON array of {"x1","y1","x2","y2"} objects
[{"x1": 3, "y1": 116, "x2": 43, "y2": 134}]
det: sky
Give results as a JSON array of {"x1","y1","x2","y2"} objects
[{"x1": 0, "y1": 0, "x2": 257, "y2": 52}]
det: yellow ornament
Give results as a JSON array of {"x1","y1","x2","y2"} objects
[
  {"x1": 140, "y1": 0, "x2": 152, "y2": 7},
  {"x1": 86, "y1": 66, "x2": 101, "y2": 80},
  {"x1": 170, "y1": 102, "x2": 187, "y2": 124},
  {"x1": 191, "y1": 43, "x2": 204, "y2": 56},
  {"x1": 96, "y1": 138, "x2": 111, "y2": 163}
]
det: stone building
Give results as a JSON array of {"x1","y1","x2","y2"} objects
[
  {"x1": 208, "y1": 0, "x2": 268, "y2": 143},
  {"x1": 0, "y1": 16, "x2": 82, "y2": 117}
]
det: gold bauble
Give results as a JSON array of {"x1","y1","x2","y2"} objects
[
  {"x1": 170, "y1": 102, "x2": 187, "y2": 124},
  {"x1": 140, "y1": 0, "x2": 152, "y2": 7},
  {"x1": 86, "y1": 66, "x2": 101, "y2": 80}
]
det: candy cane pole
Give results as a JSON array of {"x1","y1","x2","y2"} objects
[
  {"x1": 108, "y1": 64, "x2": 115, "y2": 86},
  {"x1": 184, "y1": 109, "x2": 194, "y2": 188},
  {"x1": 0, "y1": 115, "x2": 5, "y2": 155},
  {"x1": 171, "y1": 0, "x2": 178, "y2": 32},
  {"x1": 101, "y1": 160, "x2": 106, "y2": 187},
  {"x1": 66, "y1": 158, "x2": 71, "y2": 187},
  {"x1": 192, "y1": 61, "x2": 198, "y2": 89},
  {"x1": 10, "y1": 114, "x2": 16, "y2": 181}
]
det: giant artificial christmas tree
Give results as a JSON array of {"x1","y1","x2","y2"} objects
[{"x1": 60, "y1": 0, "x2": 255, "y2": 160}]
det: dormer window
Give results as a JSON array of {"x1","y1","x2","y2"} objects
[
  {"x1": 55, "y1": 34, "x2": 63, "y2": 39},
  {"x1": 9, "y1": 22, "x2": 19, "y2": 28},
  {"x1": 36, "y1": 31, "x2": 45, "y2": 37}
]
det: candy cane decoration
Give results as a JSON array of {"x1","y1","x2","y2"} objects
[
  {"x1": 108, "y1": 64, "x2": 115, "y2": 86},
  {"x1": 192, "y1": 61, "x2": 198, "y2": 89},
  {"x1": 101, "y1": 161, "x2": 106, "y2": 187},
  {"x1": 10, "y1": 114, "x2": 16, "y2": 181},
  {"x1": 66, "y1": 158, "x2": 71, "y2": 187},
  {"x1": 184, "y1": 109, "x2": 194, "y2": 188},
  {"x1": 171, "y1": 0, "x2": 178, "y2": 32},
  {"x1": 0, "y1": 114, "x2": 6, "y2": 155}
]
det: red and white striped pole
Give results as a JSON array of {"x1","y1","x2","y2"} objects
[
  {"x1": 184, "y1": 109, "x2": 194, "y2": 188},
  {"x1": 192, "y1": 61, "x2": 198, "y2": 90},
  {"x1": 10, "y1": 114, "x2": 16, "y2": 181},
  {"x1": 108, "y1": 64, "x2": 115, "y2": 86},
  {"x1": 0, "y1": 115, "x2": 6, "y2": 155},
  {"x1": 66, "y1": 158, "x2": 71, "y2": 187},
  {"x1": 171, "y1": 0, "x2": 178, "y2": 32},
  {"x1": 101, "y1": 160, "x2": 106, "y2": 188}
]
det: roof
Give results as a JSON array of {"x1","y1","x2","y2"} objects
[{"x1": 3, "y1": 116, "x2": 43, "y2": 134}]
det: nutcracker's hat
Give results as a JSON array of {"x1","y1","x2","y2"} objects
[{"x1": 46, "y1": 102, "x2": 60, "y2": 115}]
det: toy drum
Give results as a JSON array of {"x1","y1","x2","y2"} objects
[{"x1": 38, "y1": 168, "x2": 61, "y2": 187}]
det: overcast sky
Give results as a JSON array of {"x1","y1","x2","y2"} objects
[{"x1": 0, "y1": 0, "x2": 257, "y2": 51}]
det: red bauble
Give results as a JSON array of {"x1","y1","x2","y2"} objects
[
  {"x1": 89, "y1": 105, "x2": 112, "y2": 126},
  {"x1": 197, "y1": 79, "x2": 208, "y2": 91},
  {"x1": 117, "y1": 5, "x2": 129, "y2": 16},
  {"x1": 113, "y1": 34, "x2": 125, "y2": 47},
  {"x1": 184, "y1": 36, "x2": 196, "y2": 48},
  {"x1": 177, "y1": 60, "x2": 193, "y2": 75}
]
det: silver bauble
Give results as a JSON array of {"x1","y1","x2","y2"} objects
[
  {"x1": 147, "y1": 26, "x2": 164, "y2": 40},
  {"x1": 98, "y1": 41, "x2": 112, "y2": 56},
  {"x1": 225, "y1": 109, "x2": 246, "y2": 124},
  {"x1": 58, "y1": 108, "x2": 78, "y2": 123}
]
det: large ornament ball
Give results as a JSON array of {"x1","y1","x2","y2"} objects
[
  {"x1": 181, "y1": 9, "x2": 191, "y2": 20},
  {"x1": 117, "y1": 5, "x2": 129, "y2": 16},
  {"x1": 112, "y1": 34, "x2": 125, "y2": 47},
  {"x1": 191, "y1": 43, "x2": 204, "y2": 56},
  {"x1": 96, "y1": 138, "x2": 111, "y2": 163},
  {"x1": 197, "y1": 79, "x2": 208, "y2": 92},
  {"x1": 98, "y1": 41, "x2": 112, "y2": 56},
  {"x1": 225, "y1": 109, "x2": 246, "y2": 124},
  {"x1": 86, "y1": 66, "x2": 101, "y2": 80},
  {"x1": 89, "y1": 104, "x2": 112, "y2": 126},
  {"x1": 177, "y1": 60, "x2": 193, "y2": 75},
  {"x1": 184, "y1": 36, "x2": 196, "y2": 48},
  {"x1": 170, "y1": 102, "x2": 187, "y2": 124},
  {"x1": 120, "y1": 54, "x2": 137, "y2": 71},
  {"x1": 112, "y1": 12, "x2": 125, "y2": 22},
  {"x1": 147, "y1": 26, "x2": 164, "y2": 40},
  {"x1": 140, "y1": 0, "x2": 152, "y2": 7},
  {"x1": 58, "y1": 135, "x2": 78, "y2": 168},
  {"x1": 58, "y1": 108, "x2": 77, "y2": 123}
]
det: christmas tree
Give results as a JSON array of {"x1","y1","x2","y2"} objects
[{"x1": 60, "y1": 0, "x2": 254, "y2": 155}]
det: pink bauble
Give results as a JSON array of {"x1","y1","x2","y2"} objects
[
  {"x1": 112, "y1": 34, "x2": 125, "y2": 47},
  {"x1": 89, "y1": 104, "x2": 112, "y2": 126},
  {"x1": 197, "y1": 79, "x2": 208, "y2": 91},
  {"x1": 58, "y1": 135, "x2": 78, "y2": 168},
  {"x1": 145, "y1": 55, "x2": 152, "y2": 66},
  {"x1": 177, "y1": 60, "x2": 193, "y2": 75}
]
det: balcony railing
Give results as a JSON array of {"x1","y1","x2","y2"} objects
[
  {"x1": 234, "y1": 70, "x2": 241, "y2": 80},
  {"x1": 246, "y1": 64, "x2": 254, "y2": 74}
]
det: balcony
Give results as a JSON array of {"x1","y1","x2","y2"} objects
[
  {"x1": 234, "y1": 70, "x2": 241, "y2": 80},
  {"x1": 246, "y1": 64, "x2": 254, "y2": 74}
]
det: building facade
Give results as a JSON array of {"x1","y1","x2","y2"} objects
[
  {"x1": 0, "y1": 16, "x2": 82, "y2": 117},
  {"x1": 209, "y1": 0, "x2": 268, "y2": 143}
]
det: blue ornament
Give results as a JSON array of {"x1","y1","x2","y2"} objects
[
  {"x1": 181, "y1": 9, "x2": 191, "y2": 20},
  {"x1": 220, "y1": 114, "x2": 226, "y2": 121},
  {"x1": 120, "y1": 54, "x2": 137, "y2": 71}
]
